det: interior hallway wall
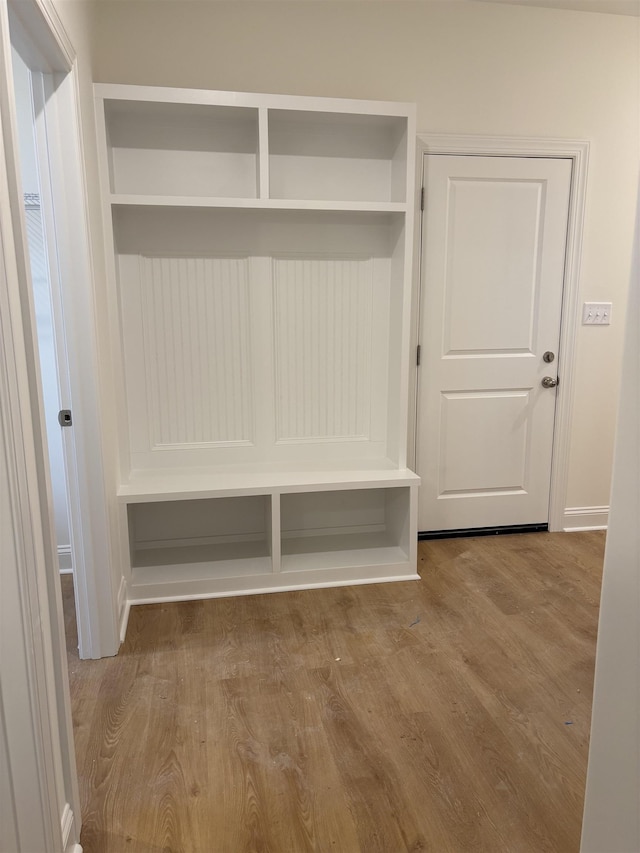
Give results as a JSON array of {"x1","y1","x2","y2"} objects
[
  {"x1": 88, "y1": 0, "x2": 639, "y2": 523},
  {"x1": 581, "y1": 186, "x2": 640, "y2": 853}
]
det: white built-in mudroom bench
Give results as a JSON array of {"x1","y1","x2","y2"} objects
[{"x1": 95, "y1": 84, "x2": 420, "y2": 606}]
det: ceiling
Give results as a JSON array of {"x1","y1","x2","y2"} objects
[
  {"x1": 469, "y1": 0, "x2": 640, "y2": 16},
  {"x1": 98, "y1": 0, "x2": 640, "y2": 17}
]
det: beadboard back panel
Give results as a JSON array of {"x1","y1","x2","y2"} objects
[
  {"x1": 119, "y1": 249, "x2": 392, "y2": 470},
  {"x1": 140, "y1": 255, "x2": 253, "y2": 449},
  {"x1": 273, "y1": 255, "x2": 388, "y2": 446}
]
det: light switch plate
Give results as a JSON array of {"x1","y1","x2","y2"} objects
[{"x1": 582, "y1": 302, "x2": 612, "y2": 325}]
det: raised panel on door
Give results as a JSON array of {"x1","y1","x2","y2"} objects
[
  {"x1": 418, "y1": 154, "x2": 572, "y2": 531},
  {"x1": 438, "y1": 389, "x2": 532, "y2": 497},
  {"x1": 443, "y1": 179, "x2": 542, "y2": 356}
]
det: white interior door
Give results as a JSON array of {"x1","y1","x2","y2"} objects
[{"x1": 417, "y1": 154, "x2": 571, "y2": 532}]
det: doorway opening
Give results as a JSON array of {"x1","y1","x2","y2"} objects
[
  {"x1": 7, "y1": 0, "x2": 119, "y2": 659},
  {"x1": 12, "y1": 51, "x2": 73, "y2": 560}
]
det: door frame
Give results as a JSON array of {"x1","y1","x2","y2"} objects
[
  {"x1": 8, "y1": 0, "x2": 119, "y2": 658},
  {"x1": 411, "y1": 134, "x2": 589, "y2": 533},
  {"x1": 0, "y1": 0, "x2": 85, "y2": 846}
]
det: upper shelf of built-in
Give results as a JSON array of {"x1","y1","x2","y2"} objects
[{"x1": 95, "y1": 84, "x2": 416, "y2": 211}]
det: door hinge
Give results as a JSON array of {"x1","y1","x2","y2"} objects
[
  {"x1": 416, "y1": 344, "x2": 421, "y2": 366},
  {"x1": 58, "y1": 409, "x2": 72, "y2": 427},
  {"x1": 420, "y1": 187, "x2": 425, "y2": 212}
]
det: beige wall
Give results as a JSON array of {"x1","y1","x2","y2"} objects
[{"x1": 89, "y1": 0, "x2": 638, "y2": 518}]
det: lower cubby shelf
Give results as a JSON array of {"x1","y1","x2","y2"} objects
[
  {"x1": 280, "y1": 486, "x2": 410, "y2": 572},
  {"x1": 281, "y1": 538, "x2": 408, "y2": 572},
  {"x1": 122, "y1": 469, "x2": 420, "y2": 604}
]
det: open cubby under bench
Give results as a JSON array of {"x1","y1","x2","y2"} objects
[{"x1": 119, "y1": 466, "x2": 420, "y2": 603}]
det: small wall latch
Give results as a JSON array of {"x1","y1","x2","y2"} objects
[{"x1": 58, "y1": 409, "x2": 72, "y2": 427}]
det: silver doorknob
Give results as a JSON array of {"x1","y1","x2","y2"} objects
[{"x1": 542, "y1": 376, "x2": 558, "y2": 388}]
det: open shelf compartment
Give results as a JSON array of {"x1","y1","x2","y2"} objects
[
  {"x1": 128, "y1": 494, "x2": 273, "y2": 585},
  {"x1": 268, "y1": 109, "x2": 408, "y2": 203},
  {"x1": 280, "y1": 486, "x2": 411, "y2": 572},
  {"x1": 103, "y1": 99, "x2": 260, "y2": 199}
]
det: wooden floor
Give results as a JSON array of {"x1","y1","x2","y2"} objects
[{"x1": 63, "y1": 531, "x2": 605, "y2": 853}]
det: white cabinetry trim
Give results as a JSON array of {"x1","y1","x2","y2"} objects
[
  {"x1": 0, "y1": 40, "x2": 81, "y2": 853},
  {"x1": 61, "y1": 802, "x2": 81, "y2": 853},
  {"x1": 96, "y1": 84, "x2": 419, "y2": 615}
]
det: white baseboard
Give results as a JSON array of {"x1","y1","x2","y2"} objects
[
  {"x1": 128, "y1": 571, "x2": 420, "y2": 607},
  {"x1": 562, "y1": 506, "x2": 609, "y2": 532},
  {"x1": 119, "y1": 601, "x2": 131, "y2": 645},
  {"x1": 58, "y1": 545, "x2": 73, "y2": 573},
  {"x1": 117, "y1": 575, "x2": 130, "y2": 644},
  {"x1": 61, "y1": 803, "x2": 81, "y2": 853}
]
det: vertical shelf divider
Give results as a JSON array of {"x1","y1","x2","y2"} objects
[
  {"x1": 258, "y1": 107, "x2": 270, "y2": 200},
  {"x1": 271, "y1": 491, "x2": 282, "y2": 573}
]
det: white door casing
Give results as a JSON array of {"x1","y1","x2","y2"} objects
[
  {"x1": 417, "y1": 153, "x2": 572, "y2": 532},
  {"x1": 0, "y1": 0, "x2": 82, "y2": 847}
]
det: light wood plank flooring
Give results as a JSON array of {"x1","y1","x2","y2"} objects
[{"x1": 63, "y1": 531, "x2": 604, "y2": 852}]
